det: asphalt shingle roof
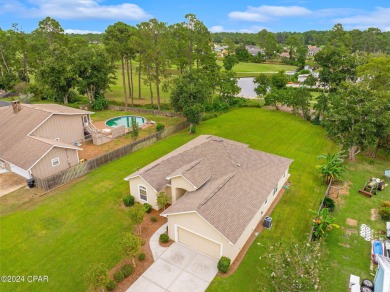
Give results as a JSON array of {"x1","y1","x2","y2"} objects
[{"x1": 126, "y1": 135, "x2": 293, "y2": 244}]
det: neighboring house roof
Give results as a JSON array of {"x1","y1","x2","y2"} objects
[
  {"x1": 23, "y1": 103, "x2": 93, "y2": 115},
  {"x1": 126, "y1": 135, "x2": 293, "y2": 244},
  {"x1": 0, "y1": 104, "x2": 85, "y2": 171},
  {"x1": 245, "y1": 45, "x2": 264, "y2": 55},
  {"x1": 279, "y1": 52, "x2": 290, "y2": 58},
  {"x1": 378, "y1": 255, "x2": 390, "y2": 270}
]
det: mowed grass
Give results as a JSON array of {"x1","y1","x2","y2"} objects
[
  {"x1": 106, "y1": 62, "x2": 297, "y2": 104},
  {"x1": 0, "y1": 108, "x2": 336, "y2": 291},
  {"x1": 321, "y1": 156, "x2": 390, "y2": 290},
  {"x1": 217, "y1": 61, "x2": 297, "y2": 77}
]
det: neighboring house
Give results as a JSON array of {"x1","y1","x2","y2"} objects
[
  {"x1": 307, "y1": 45, "x2": 322, "y2": 56},
  {"x1": 124, "y1": 135, "x2": 293, "y2": 261},
  {"x1": 374, "y1": 255, "x2": 390, "y2": 292},
  {"x1": 0, "y1": 101, "x2": 93, "y2": 180},
  {"x1": 279, "y1": 52, "x2": 290, "y2": 58},
  {"x1": 214, "y1": 45, "x2": 229, "y2": 57},
  {"x1": 298, "y1": 74, "x2": 310, "y2": 83},
  {"x1": 245, "y1": 45, "x2": 264, "y2": 56}
]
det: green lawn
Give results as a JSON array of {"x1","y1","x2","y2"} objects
[
  {"x1": 106, "y1": 62, "x2": 297, "y2": 104},
  {"x1": 1, "y1": 108, "x2": 386, "y2": 291},
  {"x1": 217, "y1": 61, "x2": 297, "y2": 77},
  {"x1": 0, "y1": 108, "x2": 336, "y2": 291},
  {"x1": 321, "y1": 156, "x2": 390, "y2": 290}
]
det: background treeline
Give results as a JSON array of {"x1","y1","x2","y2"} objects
[{"x1": 212, "y1": 28, "x2": 390, "y2": 53}]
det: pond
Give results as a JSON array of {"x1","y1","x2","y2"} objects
[{"x1": 236, "y1": 78, "x2": 258, "y2": 99}]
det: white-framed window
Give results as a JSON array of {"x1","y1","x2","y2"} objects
[
  {"x1": 273, "y1": 184, "x2": 278, "y2": 196},
  {"x1": 139, "y1": 185, "x2": 147, "y2": 202},
  {"x1": 51, "y1": 157, "x2": 60, "y2": 167}
]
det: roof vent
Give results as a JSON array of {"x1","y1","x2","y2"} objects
[
  {"x1": 237, "y1": 163, "x2": 241, "y2": 167},
  {"x1": 11, "y1": 100, "x2": 21, "y2": 114}
]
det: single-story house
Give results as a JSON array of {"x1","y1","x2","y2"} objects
[
  {"x1": 245, "y1": 45, "x2": 264, "y2": 56},
  {"x1": 124, "y1": 135, "x2": 293, "y2": 261},
  {"x1": 307, "y1": 45, "x2": 322, "y2": 56},
  {"x1": 0, "y1": 101, "x2": 93, "y2": 180}
]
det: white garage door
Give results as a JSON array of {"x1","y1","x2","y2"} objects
[{"x1": 177, "y1": 226, "x2": 221, "y2": 259}]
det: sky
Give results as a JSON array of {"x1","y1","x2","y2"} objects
[{"x1": 1, "y1": 0, "x2": 390, "y2": 34}]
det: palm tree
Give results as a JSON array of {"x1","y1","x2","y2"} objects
[{"x1": 316, "y1": 151, "x2": 346, "y2": 184}]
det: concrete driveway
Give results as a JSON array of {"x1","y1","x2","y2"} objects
[
  {"x1": 0, "y1": 172, "x2": 26, "y2": 197},
  {"x1": 128, "y1": 243, "x2": 218, "y2": 292}
]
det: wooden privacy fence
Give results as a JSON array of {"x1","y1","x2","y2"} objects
[
  {"x1": 35, "y1": 121, "x2": 188, "y2": 191},
  {"x1": 108, "y1": 105, "x2": 183, "y2": 118}
]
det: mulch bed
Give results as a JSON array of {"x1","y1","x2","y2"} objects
[{"x1": 111, "y1": 209, "x2": 167, "y2": 292}]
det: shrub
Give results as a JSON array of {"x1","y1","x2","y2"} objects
[
  {"x1": 151, "y1": 216, "x2": 158, "y2": 222},
  {"x1": 156, "y1": 123, "x2": 165, "y2": 132},
  {"x1": 123, "y1": 195, "x2": 134, "y2": 207},
  {"x1": 120, "y1": 264, "x2": 134, "y2": 277},
  {"x1": 138, "y1": 253, "x2": 146, "y2": 261},
  {"x1": 91, "y1": 95, "x2": 109, "y2": 110},
  {"x1": 159, "y1": 233, "x2": 169, "y2": 243},
  {"x1": 140, "y1": 238, "x2": 146, "y2": 246},
  {"x1": 379, "y1": 201, "x2": 390, "y2": 220},
  {"x1": 113, "y1": 270, "x2": 125, "y2": 282},
  {"x1": 322, "y1": 197, "x2": 335, "y2": 212},
  {"x1": 105, "y1": 280, "x2": 116, "y2": 291},
  {"x1": 189, "y1": 125, "x2": 196, "y2": 134},
  {"x1": 218, "y1": 257, "x2": 231, "y2": 273},
  {"x1": 143, "y1": 203, "x2": 152, "y2": 213},
  {"x1": 381, "y1": 201, "x2": 390, "y2": 208}
]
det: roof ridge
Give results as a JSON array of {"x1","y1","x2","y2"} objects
[
  {"x1": 182, "y1": 158, "x2": 203, "y2": 174},
  {"x1": 199, "y1": 173, "x2": 235, "y2": 207}
]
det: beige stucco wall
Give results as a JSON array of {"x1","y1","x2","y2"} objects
[
  {"x1": 129, "y1": 176, "x2": 158, "y2": 209},
  {"x1": 166, "y1": 167, "x2": 290, "y2": 262},
  {"x1": 31, "y1": 147, "x2": 79, "y2": 179},
  {"x1": 32, "y1": 114, "x2": 86, "y2": 144},
  {"x1": 170, "y1": 176, "x2": 196, "y2": 202}
]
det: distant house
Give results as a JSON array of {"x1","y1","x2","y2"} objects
[
  {"x1": 124, "y1": 135, "x2": 292, "y2": 261},
  {"x1": 214, "y1": 45, "x2": 229, "y2": 57},
  {"x1": 279, "y1": 52, "x2": 290, "y2": 58},
  {"x1": 245, "y1": 45, "x2": 264, "y2": 56},
  {"x1": 307, "y1": 45, "x2": 322, "y2": 56},
  {"x1": 298, "y1": 74, "x2": 310, "y2": 83},
  {"x1": 0, "y1": 102, "x2": 93, "y2": 181}
]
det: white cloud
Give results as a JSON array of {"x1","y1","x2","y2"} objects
[
  {"x1": 64, "y1": 29, "x2": 101, "y2": 34},
  {"x1": 239, "y1": 26, "x2": 269, "y2": 33},
  {"x1": 1, "y1": 0, "x2": 151, "y2": 20},
  {"x1": 209, "y1": 25, "x2": 225, "y2": 33},
  {"x1": 334, "y1": 7, "x2": 390, "y2": 31},
  {"x1": 229, "y1": 5, "x2": 311, "y2": 22}
]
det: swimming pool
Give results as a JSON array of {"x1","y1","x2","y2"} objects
[{"x1": 105, "y1": 116, "x2": 146, "y2": 128}]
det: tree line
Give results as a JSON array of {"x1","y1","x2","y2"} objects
[
  {"x1": 212, "y1": 26, "x2": 390, "y2": 54},
  {"x1": 0, "y1": 15, "x2": 241, "y2": 113},
  {"x1": 253, "y1": 25, "x2": 390, "y2": 160}
]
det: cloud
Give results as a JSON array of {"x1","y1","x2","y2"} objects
[
  {"x1": 209, "y1": 25, "x2": 225, "y2": 33},
  {"x1": 208, "y1": 25, "x2": 268, "y2": 34},
  {"x1": 334, "y1": 7, "x2": 390, "y2": 31},
  {"x1": 0, "y1": 0, "x2": 151, "y2": 21},
  {"x1": 229, "y1": 5, "x2": 311, "y2": 22},
  {"x1": 64, "y1": 29, "x2": 102, "y2": 34}
]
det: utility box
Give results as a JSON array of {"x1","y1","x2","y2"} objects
[
  {"x1": 263, "y1": 216, "x2": 272, "y2": 229},
  {"x1": 26, "y1": 178, "x2": 35, "y2": 188}
]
